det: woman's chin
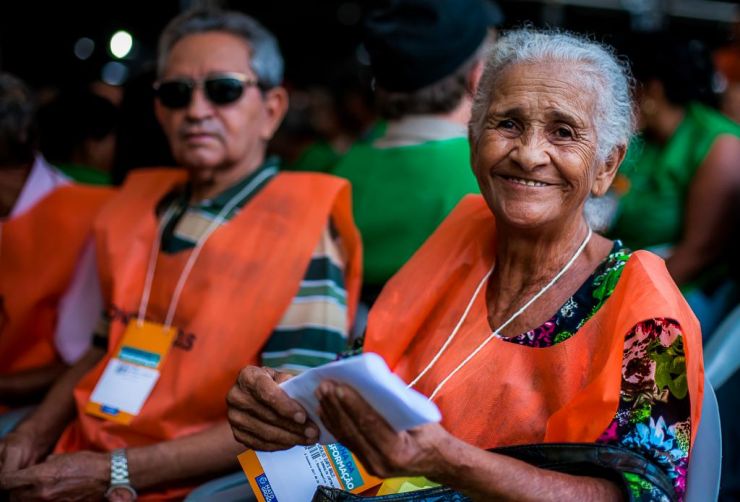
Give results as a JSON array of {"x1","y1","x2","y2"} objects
[{"x1": 491, "y1": 202, "x2": 559, "y2": 230}]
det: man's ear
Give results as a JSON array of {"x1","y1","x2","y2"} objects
[
  {"x1": 592, "y1": 144, "x2": 627, "y2": 197},
  {"x1": 261, "y1": 86, "x2": 289, "y2": 141},
  {"x1": 154, "y1": 99, "x2": 166, "y2": 128}
]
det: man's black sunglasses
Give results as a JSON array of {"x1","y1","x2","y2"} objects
[{"x1": 153, "y1": 72, "x2": 262, "y2": 109}]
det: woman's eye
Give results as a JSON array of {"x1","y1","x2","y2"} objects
[
  {"x1": 498, "y1": 119, "x2": 517, "y2": 130},
  {"x1": 554, "y1": 126, "x2": 573, "y2": 139}
]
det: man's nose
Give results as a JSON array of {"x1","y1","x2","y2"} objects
[{"x1": 185, "y1": 86, "x2": 214, "y2": 121}]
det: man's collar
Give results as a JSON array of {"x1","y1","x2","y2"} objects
[
  {"x1": 373, "y1": 115, "x2": 467, "y2": 149},
  {"x1": 196, "y1": 156, "x2": 280, "y2": 210}
]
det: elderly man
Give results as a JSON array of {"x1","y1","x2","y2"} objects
[
  {"x1": 332, "y1": 0, "x2": 500, "y2": 304},
  {"x1": 0, "y1": 74, "x2": 111, "y2": 414},
  {"x1": 0, "y1": 9, "x2": 360, "y2": 500}
]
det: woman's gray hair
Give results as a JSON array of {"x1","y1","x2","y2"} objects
[
  {"x1": 470, "y1": 29, "x2": 635, "y2": 160},
  {"x1": 157, "y1": 8, "x2": 284, "y2": 89}
]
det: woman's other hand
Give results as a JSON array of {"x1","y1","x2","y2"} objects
[{"x1": 316, "y1": 380, "x2": 456, "y2": 480}]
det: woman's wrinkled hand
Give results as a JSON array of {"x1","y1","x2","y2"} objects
[
  {"x1": 227, "y1": 365, "x2": 320, "y2": 451},
  {"x1": 316, "y1": 380, "x2": 455, "y2": 480}
]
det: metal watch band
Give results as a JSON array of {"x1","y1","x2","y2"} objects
[{"x1": 106, "y1": 448, "x2": 138, "y2": 499}]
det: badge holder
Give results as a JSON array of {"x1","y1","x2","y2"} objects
[{"x1": 86, "y1": 320, "x2": 177, "y2": 425}]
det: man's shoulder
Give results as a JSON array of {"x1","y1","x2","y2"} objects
[
  {"x1": 120, "y1": 167, "x2": 189, "y2": 188},
  {"x1": 273, "y1": 170, "x2": 350, "y2": 192}
]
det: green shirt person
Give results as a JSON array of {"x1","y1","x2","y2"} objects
[
  {"x1": 331, "y1": 0, "x2": 501, "y2": 303},
  {"x1": 609, "y1": 35, "x2": 740, "y2": 334}
]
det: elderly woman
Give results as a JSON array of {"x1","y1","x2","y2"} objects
[{"x1": 227, "y1": 30, "x2": 702, "y2": 501}]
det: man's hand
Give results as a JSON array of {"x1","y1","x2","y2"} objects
[
  {"x1": 0, "y1": 428, "x2": 49, "y2": 474},
  {"x1": 316, "y1": 380, "x2": 455, "y2": 480},
  {"x1": 0, "y1": 451, "x2": 109, "y2": 501},
  {"x1": 226, "y1": 366, "x2": 319, "y2": 451}
]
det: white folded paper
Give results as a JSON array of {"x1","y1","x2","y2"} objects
[{"x1": 280, "y1": 352, "x2": 441, "y2": 444}]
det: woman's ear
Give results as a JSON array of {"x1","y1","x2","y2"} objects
[{"x1": 592, "y1": 144, "x2": 627, "y2": 197}]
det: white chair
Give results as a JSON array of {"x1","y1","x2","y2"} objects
[
  {"x1": 685, "y1": 375, "x2": 722, "y2": 502},
  {"x1": 704, "y1": 305, "x2": 740, "y2": 391}
]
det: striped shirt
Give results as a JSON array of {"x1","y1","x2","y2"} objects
[{"x1": 97, "y1": 159, "x2": 349, "y2": 372}]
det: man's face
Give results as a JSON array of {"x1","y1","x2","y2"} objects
[{"x1": 155, "y1": 31, "x2": 285, "y2": 178}]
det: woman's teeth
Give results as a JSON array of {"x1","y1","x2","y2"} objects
[{"x1": 504, "y1": 176, "x2": 548, "y2": 187}]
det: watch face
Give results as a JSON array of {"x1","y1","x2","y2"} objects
[{"x1": 105, "y1": 484, "x2": 138, "y2": 499}]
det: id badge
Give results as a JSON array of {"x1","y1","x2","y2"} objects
[
  {"x1": 238, "y1": 444, "x2": 382, "y2": 501},
  {"x1": 85, "y1": 320, "x2": 177, "y2": 425}
]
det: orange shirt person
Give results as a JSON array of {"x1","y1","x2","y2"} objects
[
  {"x1": 0, "y1": 73, "x2": 112, "y2": 410},
  {"x1": 0, "y1": 9, "x2": 360, "y2": 501}
]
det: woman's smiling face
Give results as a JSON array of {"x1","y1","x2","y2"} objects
[{"x1": 472, "y1": 60, "x2": 618, "y2": 231}]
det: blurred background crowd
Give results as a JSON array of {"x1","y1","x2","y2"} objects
[{"x1": 1, "y1": 0, "x2": 740, "y2": 499}]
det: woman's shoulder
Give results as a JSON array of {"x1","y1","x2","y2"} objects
[{"x1": 688, "y1": 102, "x2": 740, "y2": 138}]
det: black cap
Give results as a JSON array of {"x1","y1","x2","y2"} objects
[{"x1": 363, "y1": 0, "x2": 502, "y2": 93}]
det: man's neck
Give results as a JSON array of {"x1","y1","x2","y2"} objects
[
  {"x1": 187, "y1": 154, "x2": 265, "y2": 203},
  {"x1": 438, "y1": 94, "x2": 473, "y2": 128}
]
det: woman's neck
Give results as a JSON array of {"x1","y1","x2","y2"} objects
[
  {"x1": 486, "y1": 218, "x2": 613, "y2": 335},
  {"x1": 494, "y1": 219, "x2": 589, "y2": 286}
]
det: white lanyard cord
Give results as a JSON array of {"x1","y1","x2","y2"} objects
[
  {"x1": 410, "y1": 227, "x2": 593, "y2": 400},
  {"x1": 136, "y1": 205, "x2": 178, "y2": 325},
  {"x1": 137, "y1": 166, "x2": 277, "y2": 329}
]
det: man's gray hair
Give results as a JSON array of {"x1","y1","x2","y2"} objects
[
  {"x1": 157, "y1": 8, "x2": 284, "y2": 88},
  {"x1": 470, "y1": 29, "x2": 635, "y2": 160}
]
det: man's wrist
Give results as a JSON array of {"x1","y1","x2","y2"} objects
[{"x1": 106, "y1": 448, "x2": 137, "y2": 499}]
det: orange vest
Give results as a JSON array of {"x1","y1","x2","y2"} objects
[
  {"x1": 0, "y1": 185, "x2": 113, "y2": 374},
  {"x1": 365, "y1": 195, "x2": 703, "y2": 449},
  {"x1": 54, "y1": 169, "x2": 362, "y2": 500}
]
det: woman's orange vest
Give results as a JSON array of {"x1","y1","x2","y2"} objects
[
  {"x1": 0, "y1": 185, "x2": 113, "y2": 374},
  {"x1": 54, "y1": 169, "x2": 362, "y2": 500},
  {"x1": 364, "y1": 195, "x2": 703, "y2": 450}
]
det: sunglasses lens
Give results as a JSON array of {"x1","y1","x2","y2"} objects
[
  {"x1": 156, "y1": 81, "x2": 192, "y2": 109},
  {"x1": 205, "y1": 78, "x2": 245, "y2": 105}
]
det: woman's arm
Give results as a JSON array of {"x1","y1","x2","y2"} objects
[
  {"x1": 667, "y1": 134, "x2": 740, "y2": 285},
  {"x1": 433, "y1": 436, "x2": 623, "y2": 501}
]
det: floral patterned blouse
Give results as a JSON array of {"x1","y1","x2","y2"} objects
[{"x1": 495, "y1": 242, "x2": 690, "y2": 501}]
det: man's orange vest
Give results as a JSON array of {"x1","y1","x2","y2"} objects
[
  {"x1": 0, "y1": 185, "x2": 113, "y2": 374},
  {"x1": 364, "y1": 195, "x2": 703, "y2": 450},
  {"x1": 54, "y1": 169, "x2": 362, "y2": 500}
]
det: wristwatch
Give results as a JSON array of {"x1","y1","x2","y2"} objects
[{"x1": 105, "y1": 448, "x2": 138, "y2": 499}]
